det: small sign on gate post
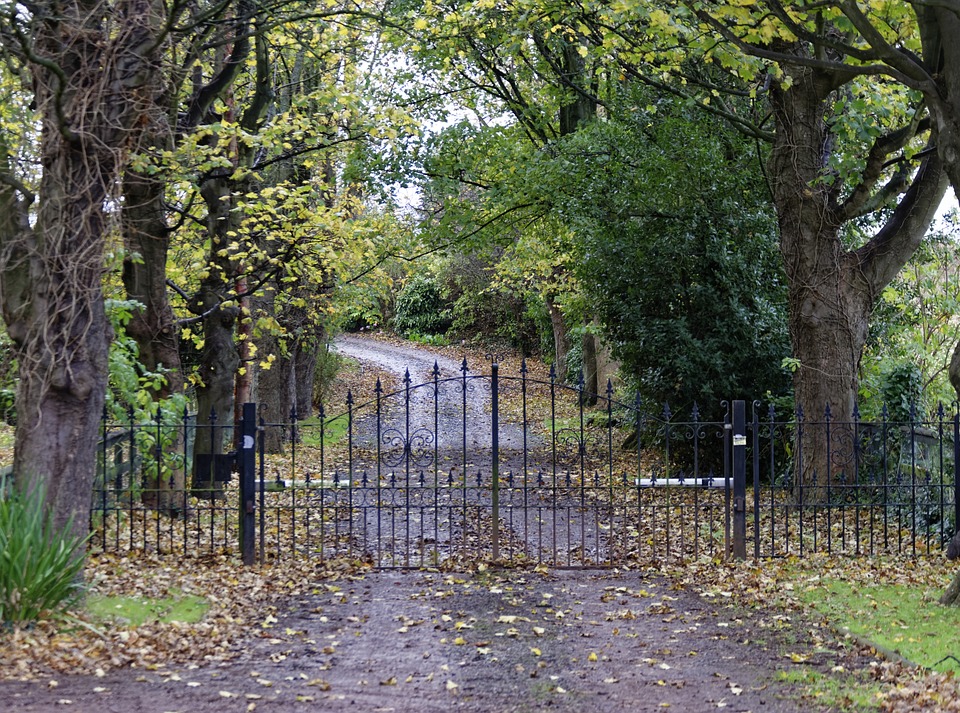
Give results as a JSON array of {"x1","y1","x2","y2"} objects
[{"x1": 732, "y1": 400, "x2": 747, "y2": 560}]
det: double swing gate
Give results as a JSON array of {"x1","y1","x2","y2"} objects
[{"x1": 93, "y1": 358, "x2": 960, "y2": 567}]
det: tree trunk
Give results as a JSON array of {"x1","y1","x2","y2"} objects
[
  {"x1": 122, "y1": 156, "x2": 187, "y2": 514},
  {"x1": 545, "y1": 295, "x2": 571, "y2": 382},
  {"x1": 257, "y1": 291, "x2": 325, "y2": 453},
  {"x1": 192, "y1": 176, "x2": 242, "y2": 497},
  {"x1": 0, "y1": 0, "x2": 162, "y2": 543},
  {"x1": 769, "y1": 53, "x2": 945, "y2": 503}
]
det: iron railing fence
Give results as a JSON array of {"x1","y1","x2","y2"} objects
[
  {"x1": 90, "y1": 364, "x2": 960, "y2": 567},
  {"x1": 751, "y1": 402, "x2": 959, "y2": 559}
]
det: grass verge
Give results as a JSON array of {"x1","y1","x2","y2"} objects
[
  {"x1": 798, "y1": 578, "x2": 960, "y2": 673},
  {"x1": 84, "y1": 592, "x2": 209, "y2": 626}
]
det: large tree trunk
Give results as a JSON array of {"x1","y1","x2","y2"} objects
[
  {"x1": 0, "y1": 0, "x2": 163, "y2": 542},
  {"x1": 769, "y1": 52, "x2": 946, "y2": 503}
]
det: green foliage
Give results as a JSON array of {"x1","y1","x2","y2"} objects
[
  {"x1": 406, "y1": 331, "x2": 450, "y2": 347},
  {"x1": 393, "y1": 275, "x2": 451, "y2": 336},
  {"x1": 439, "y1": 250, "x2": 550, "y2": 355},
  {"x1": 860, "y1": 228, "x2": 960, "y2": 419},
  {"x1": 0, "y1": 478, "x2": 88, "y2": 625},
  {"x1": 555, "y1": 95, "x2": 790, "y2": 417},
  {"x1": 0, "y1": 389, "x2": 14, "y2": 426},
  {"x1": 103, "y1": 299, "x2": 188, "y2": 493},
  {"x1": 878, "y1": 363, "x2": 925, "y2": 424}
]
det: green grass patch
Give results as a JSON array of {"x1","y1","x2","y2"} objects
[
  {"x1": 298, "y1": 413, "x2": 350, "y2": 448},
  {"x1": 85, "y1": 593, "x2": 209, "y2": 626},
  {"x1": 774, "y1": 668, "x2": 882, "y2": 711},
  {"x1": 799, "y1": 579, "x2": 960, "y2": 672}
]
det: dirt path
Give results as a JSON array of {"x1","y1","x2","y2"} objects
[
  {"x1": 0, "y1": 568, "x2": 860, "y2": 712},
  {"x1": 335, "y1": 334, "x2": 533, "y2": 454}
]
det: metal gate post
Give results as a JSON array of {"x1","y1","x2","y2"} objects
[
  {"x1": 491, "y1": 361, "x2": 500, "y2": 561},
  {"x1": 239, "y1": 402, "x2": 257, "y2": 565},
  {"x1": 732, "y1": 400, "x2": 747, "y2": 560},
  {"x1": 954, "y1": 409, "x2": 960, "y2": 539}
]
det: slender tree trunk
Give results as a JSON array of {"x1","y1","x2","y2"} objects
[
  {"x1": 545, "y1": 294, "x2": 570, "y2": 382},
  {"x1": 122, "y1": 155, "x2": 187, "y2": 514}
]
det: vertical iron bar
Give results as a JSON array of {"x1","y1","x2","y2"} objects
[
  {"x1": 825, "y1": 404, "x2": 832, "y2": 554},
  {"x1": 796, "y1": 406, "x2": 804, "y2": 557},
  {"x1": 99, "y1": 404, "x2": 107, "y2": 553},
  {"x1": 491, "y1": 361, "x2": 500, "y2": 561},
  {"x1": 635, "y1": 393, "x2": 642, "y2": 561},
  {"x1": 723, "y1": 402, "x2": 731, "y2": 559},
  {"x1": 155, "y1": 406, "x2": 163, "y2": 553},
  {"x1": 577, "y1": 371, "x2": 585, "y2": 566},
  {"x1": 883, "y1": 406, "x2": 890, "y2": 550},
  {"x1": 910, "y1": 403, "x2": 918, "y2": 557},
  {"x1": 769, "y1": 405, "x2": 777, "y2": 558},
  {"x1": 663, "y1": 403, "x2": 672, "y2": 559},
  {"x1": 318, "y1": 404, "x2": 325, "y2": 562},
  {"x1": 606, "y1": 380, "x2": 614, "y2": 566},
  {"x1": 461, "y1": 359, "x2": 469, "y2": 560},
  {"x1": 954, "y1": 408, "x2": 960, "y2": 543},
  {"x1": 693, "y1": 403, "x2": 701, "y2": 558},
  {"x1": 208, "y1": 408, "x2": 217, "y2": 552},
  {"x1": 752, "y1": 402, "x2": 760, "y2": 560},
  {"x1": 259, "y1": 413, "x2": 266, "y2": 563},
  {"x1": 182, "y1": 406, "x2": 190, "y2": 553},
  {"x1": 521, "y1": 360, "x2": 529, "y2": 559},
  {"x1": 433, "y1": 363, "x2": 440, "y2": 567},
  {"x1": 551, "y1": 365, "x2": 558, "y2": 564},
  {"x1": 854, "y1": 404, "x2": 861, "y2": 555},
  {"x1": 347, "y1": 390, "x2": 354, "y2": 559},
  {"x1": 291, "y1": 406, "x2": 298, "y2": 559},
  {"x1": 404, "y1": 369, "x2": 411, "y2": 568},
  {"x1": 732, "y1": 400, "x2": 747, "y2": 560}
]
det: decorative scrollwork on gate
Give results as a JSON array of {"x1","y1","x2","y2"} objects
[
  {"x1": 554, "y1": 427, "x2": 585, "y2": 467},
  {"x1": 380, "y1": 427, "x2": 436, "y2": 469}
]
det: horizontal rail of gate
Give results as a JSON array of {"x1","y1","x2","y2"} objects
[{"x1": 90, "y1": 364, "x2": 959, "y2": 566}]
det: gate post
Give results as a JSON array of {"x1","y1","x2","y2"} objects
[
  {"x1": 239, "y1": 402, "x2": 257, "y2": 565},
  {"x1": 732, "y1": 400, "x2": 747, "y2": 560},
  {"x1": 954, "y1": 409, "x2": 959, "y2": 540},
  {"x1": 491, "y1": 361, "x2": 500, "y2": 561}
]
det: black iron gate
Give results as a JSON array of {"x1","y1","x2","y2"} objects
[
  {"x1": 236, "y1": 361, "x2": 746, "y2": 568},
  {"x1": 93, "y1": 359, "x2": 959, "y2": 566}
]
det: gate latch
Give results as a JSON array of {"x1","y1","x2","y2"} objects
[{"x1": 734, "y1": 496, "x2": 746, "y2": 514}]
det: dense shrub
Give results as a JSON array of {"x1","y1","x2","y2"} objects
[
  {"x1": 393, "y1": 275, "x2": 451, "y2": 337},
  {"x1": 441, "y1": 251, "x2": 550, "y2": 356},
  {"x1": 0, "y1": 479, "x2": 88, "y2": 625}
]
